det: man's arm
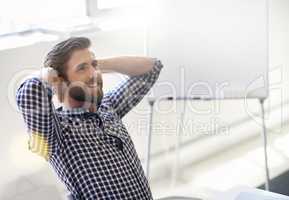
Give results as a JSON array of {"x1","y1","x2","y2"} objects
[
  {"x1": 16, "y1": 68, "x2": 60, "y2": 161},
  {"x1": 98, "y1": 56, "x2": 156, "y2": 76},
  {"x1": 100, "y1": 57, "x2": 163, "y2": 118}
]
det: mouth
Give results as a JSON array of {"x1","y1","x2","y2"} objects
[
  {"x1": 87, "y1": 80, "x2": 102, "y2": 87},
  {"x1": 87, "y1": 83, "x2": 102, "y2": 88},
  {"x1": 87, "y1": 84, "x2": 97, "y2": 88}
]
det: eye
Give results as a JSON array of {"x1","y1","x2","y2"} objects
[{"x1": 77, "y1": 64, "x2": 88, "y2": 71}]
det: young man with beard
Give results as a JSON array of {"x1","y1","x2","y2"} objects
[{"x1": 16, "y1": 37, "x2": 163, "y2": 199}]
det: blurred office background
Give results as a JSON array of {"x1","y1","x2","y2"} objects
[{"x1": 0, "y1": 0, "x2": 289, "y2": 199}]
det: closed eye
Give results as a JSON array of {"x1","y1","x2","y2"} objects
[{"x1": 76, "y1": 63, "x2": 88, "y2": 71}]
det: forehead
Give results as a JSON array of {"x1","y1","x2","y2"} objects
[{"x1": 67, "y1": 48, "x2": 94, "y2": 68}]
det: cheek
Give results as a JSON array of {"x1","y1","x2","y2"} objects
[
  {"x1": 93, "y1": 87, "x2": 102, "y2": 94},
  {"x1": 67, "y1": 70, "x2": 87, "y2": 82},
  {"x1": 90, "y1": 87, "x2": 103, "y2": 97},
  {"x1": 69, "y1": 76, "x2": 86, "y2": 83}
]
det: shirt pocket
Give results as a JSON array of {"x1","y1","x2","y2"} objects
[{"x1": 102, "y1": 111, "x2": 129, "y2": 141}]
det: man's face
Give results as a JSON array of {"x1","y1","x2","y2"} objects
[{"x1": 64, "y1": 48, "x2": 103, "y2": 107}]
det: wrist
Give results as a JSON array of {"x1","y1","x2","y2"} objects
[{"x1": 97, "y1": 59, "x2": 113, "y2": 73}]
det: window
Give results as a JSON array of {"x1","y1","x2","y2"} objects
[
  {"x1": 0, "y1": 0, "x2": 148, "y2": 49},
  {"x1": 97, "y1": 0, "x2": 144, "y2": 9},
  {"x1": 0, "y1": 0, "x2": 86, "y2": 35}
]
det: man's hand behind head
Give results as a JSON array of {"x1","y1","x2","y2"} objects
[
  {"x1": 39, "y1": 67, "x2": 63, "y2": 86},
  {"x1": 36, "y1": 67, "x2": 68, "y2": 102}
]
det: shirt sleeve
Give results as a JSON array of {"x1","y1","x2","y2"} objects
[
  {"x1": 103, "y1": 58, "x2": 163, "y2": 118},
  {"x1": 16, "y1": 77, "x2": 58, "y2": 161}
]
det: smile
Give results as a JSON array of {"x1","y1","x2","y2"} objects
[{"x1": 87, "y1": 84, "x2": 98, "y2": 88}]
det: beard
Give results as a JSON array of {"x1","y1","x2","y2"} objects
[{"x1": 68, "y1": 85, "x2": 103, "y2": 109}]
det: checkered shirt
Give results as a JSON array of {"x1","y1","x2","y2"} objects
[{"x1": 16, "y1": 59, "x2": 163, "y2": 200}]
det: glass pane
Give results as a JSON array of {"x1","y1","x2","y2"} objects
[
  {"x1": 98, "y1": 0, "x2": 143, "y2": 9},
  {"x1": 0, "y1": 0, "x2": 86, "y2": 35}
]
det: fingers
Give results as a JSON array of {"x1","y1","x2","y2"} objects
[{"x1": 39, "y1": 67, "x2": 62, "y2": 86}]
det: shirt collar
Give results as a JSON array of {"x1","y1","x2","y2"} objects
[
  {"x1": 57, "y1": 105, "x2": 90, "y2": 116},
  {"x1": 56, "y1": 103, "x2": 104, "y2": 120},
  {"x1": 56, "y1": 105, "x2": 104, "y2": 129}
]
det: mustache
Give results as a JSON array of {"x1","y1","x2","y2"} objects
[{"x1": 86, "y1": 77, "x2": 103, "y2": 87}]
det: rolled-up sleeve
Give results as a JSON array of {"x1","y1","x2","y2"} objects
[
  {"x1": 16, "y1": 77, "x2": 58, "y2": 161},
  {"x1": 103, "y1": 59, "x2": 163, "y2": 118}
]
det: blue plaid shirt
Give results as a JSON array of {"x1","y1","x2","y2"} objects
[{"x1": 16, "y1": 59, "x2": 163, "y2": 200}]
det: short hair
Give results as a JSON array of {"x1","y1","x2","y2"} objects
[{"x1": 44, "y1": 37, "x2": 91, "y2": 81}]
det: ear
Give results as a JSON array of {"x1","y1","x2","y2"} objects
[{"x1": 56, "y1": 76, "x2": 65, "y2": 85}]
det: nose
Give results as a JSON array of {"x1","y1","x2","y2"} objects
[{"x1": 88, "y1": 66, "x2": 102, "y2": 85}]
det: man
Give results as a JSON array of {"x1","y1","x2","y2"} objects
[{"x1": 16, "y1": 37, "x2": 163, "y2": 199}]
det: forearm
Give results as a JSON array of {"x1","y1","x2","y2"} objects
[
  {"x1": 16, "y1": 77, "x2": 57, "y2": 160},
  {"x1": 97, "y1": 56, "x2": 156, "y2": 76}
]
